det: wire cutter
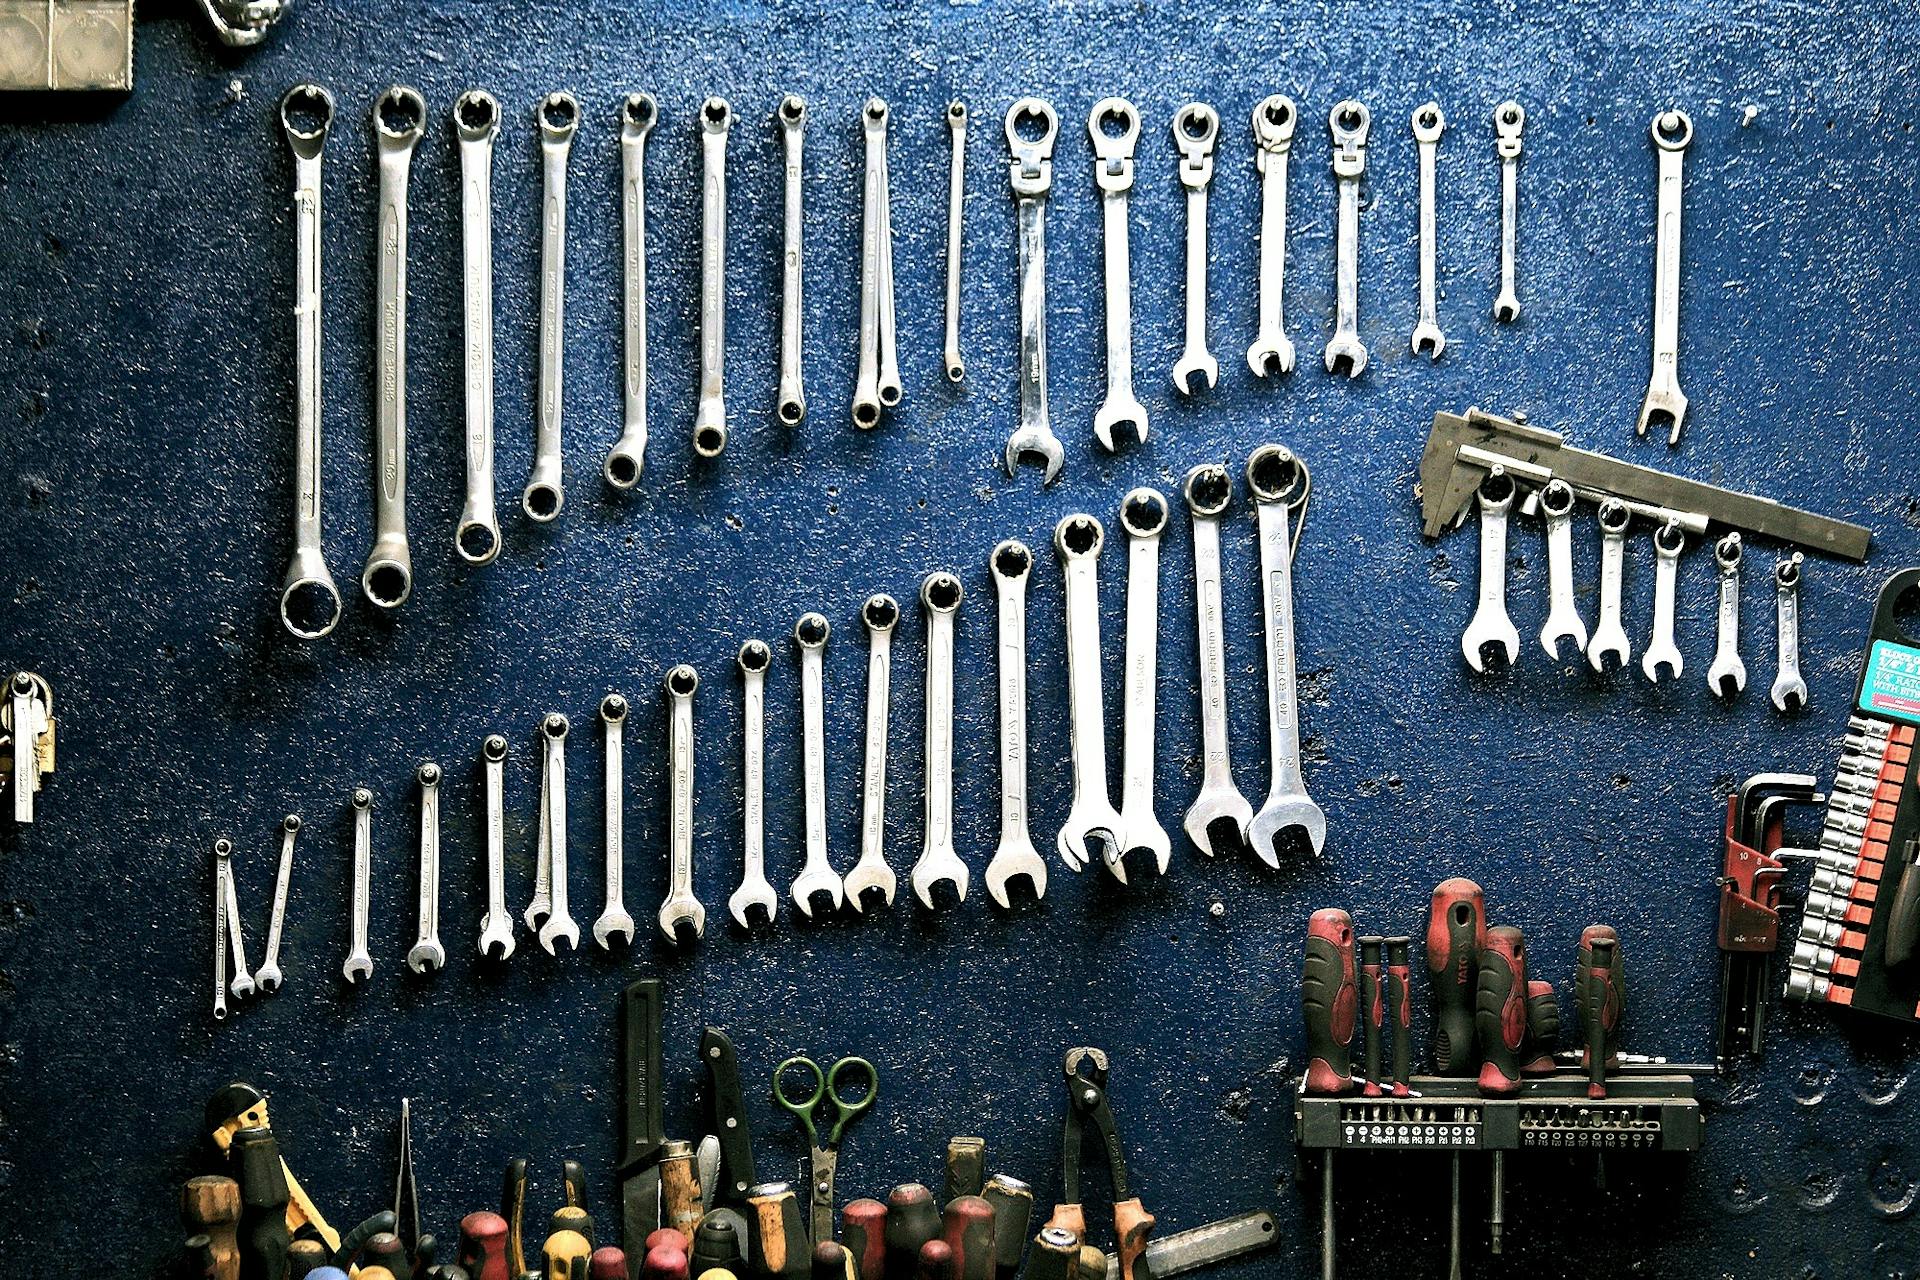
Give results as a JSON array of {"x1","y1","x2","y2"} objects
[
  {"x1": 1047, "y1": 1048, "x2": 1156, "y2": 1280},
  {"x1": 774, "y1": 1054, "x2": 877, "y2": 1242}
]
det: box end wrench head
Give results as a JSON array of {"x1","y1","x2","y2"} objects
[{"x1": 845, "y1": 597, "x2": 901, "y2": 912}]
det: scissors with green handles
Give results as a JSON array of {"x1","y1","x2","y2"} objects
[{"x1": 774, "y1": 1054, "x2": 877, "y2": 1241}]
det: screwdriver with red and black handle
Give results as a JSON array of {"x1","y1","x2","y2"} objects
[
  {"x1": 1426, "y1": 879, "x2": 1487, "y2": 1076},
  {"x1": 1385, "y1": 936, "x2": 1413, "y2": 1096},
  {"x1": 1357, "y1": 936, "x2": 1386, "y2": 1097},
  {"x1": 1301, "y1": 909, "x2": 1357, "y2": 1094},
  {"x1": 1474, "y1": 926, "x2": 1528, "y2": 1096},
  {"x1": 1578, "y1": 927, "x2": 1625, "y2": 1099}
]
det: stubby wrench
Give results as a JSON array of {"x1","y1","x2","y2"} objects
[
  {"x1": 1171, "y1": 102, "x2": 1221, "y2": 396},
  {"x1": 792, "y1": 614, "x2": 844, "y2": 916},
  {"x1": 1117, "y1": 490, "x2": 1172, "y2": 876},
  {"x1": 344, "y1": 788, "x2": 373, "y2": 983},
  {"x1": 661, "y1": 666, "x2": 705, "y2": 942},
  {"x1": 1003, "y1": 98, "x2": 1065, "y2": 484},
  {"x1": 277, "y1": 86, "x2": 343, "y2": 639},
  {"x1": 1246, "y1": 445, "x2": 1327, "y2": 863},
  {"x1": 1411, "y1": 102, "x2": 1446, "y2": 358},
  {"x1": 1642, "y1": 520, "x2": 1686, "y2": 683},
  {"x1": 913, "y1": 574, "x2": 969, "y2": 907},
  {"x1": 1587, "y1": 499, "x2": 1634, "y2": 672},
  {"x1": 407, "y1": 762, "x2": 446, "y2": 974},
  {"x1": 595, "y1": 694, "x2": 638, "y2": 948},
  {"x1": 776, "y1": 95, "x2": 807, "y2": 427},
  {"x1": 1182, "y1": 464, "x2": 1252, "y2": 857},
  {"x1": 1461, "y1": 469, "x2": 1521, "y2": 672},
  {"x1": 217, "y1": 838, "x2": 254, "y2": 1001},
  {"x1": 1089, "y1": 98, "x2": 1147, "y2": 449},
  {"x1": 694, "y1": 97, "x2": 732, "y2": 457},
  {"x1": 1538, "y1": 479, "x2": 1589, "y2": 659},
  {"x1": 1707, "y1": 533, "x2": 1746, "y2": 698},
  {"x1": 853, "y1": 98, "x2": 901, "y2": 428},
  {"x1": 1248, "y1": 94, "x2": 1297, "y2": 377},
  {"x1": 524, "y1": 92, "x2": 577, "y2": 522},
  {"x1": 846, "y1": 595, "x2": 900, "y2": 911},
  {"x1": 1637, "y1": 110, "x2": 1693, "y2": 445},
  {"x1": 1771, "y1": 554, "x2": 1809, "y2": 712},
  {"x1": 987, "y1": 541, "x2": 1047, "y2": 906},
  {"x1": 1493, "y1": 101, "x2": 1524, "y2": 323},
  {"x1": 213, "y1": 840, "x2": 231, "y2": 1019},
  {"x1": 253, "y1": 814, "x2": 299, "y2": 992},
  {"x1": 535, "y1": 712, "x2": 579, "y2": 954},
  {"x1": 730, "y1": 641, "x2": 778, "y2": 928},
  {"x1": 478, "y1": 734, "x2": 515, "y2": 960},
  {"x1": 363, "y1": 85, "x2": 424, "y2": 610},
  {"x1": 606, "y1": 92, "x2": 657, "y2": 489},
  {"x1": 454, "y1": 91, "x2": 503, "y2": 563},
  {"x1": 944, "y1": 101, "x2": 968, "y2": 384},
  {"x1": 1055, "y1": 515, "x2": 1125, "y2": 879},
  {"x1": 1325, "y1": 101, "x2": 1370, "y2": 376}
]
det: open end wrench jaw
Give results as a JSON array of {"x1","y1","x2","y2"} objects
[
  {"x1": 1461, "y1": 472, "x2": 1521, "y2": 674},
  {"x1": 479, "y1": 919, "x2": 515, "y2": 962},
  {"x1": 1411, "y1": 323, "x2": 1446, "y2": 361},
  {"x1": 657, "y1": 901, "x2": 706, "y2": 945},
  {"x1": 984, "y1": 838, "x2": 1047, "y2": 909},
  {"x1": 1058, "y1": 818, "x2": 1126, "y2": 881},
  {"x1": 1005, "y1": 431, "x2": 1065, "y2": 485},
  {"x1": 1171, "y1": 353, "x2": 1220, "y2": 397},
  {"x1": 1247, "y1": 796, "x2": 1328, "y2": 867},
  {"x1": 593, "y1": 909, "x2": 637, "y2": 950},
  {"x1": 1248, "y1": 335, "x2": 1297, "y2": 377},
  {"x1": 405, "y1": 941, "x2": 446, "y2": 975},
  {"x1": 910, "y1": 860, "x2": 969, "y2": 911},
  {"x1": 843, "y1": 863, "x2": 896, "y2": 913},
  {"x1": 1093, "y1": 397, "x2": 1149, "y2": 452},
  {"x1": 537, "y1": 916, "x2": 579, "y2": 955},
  {"x1": 727, "y1": 881, "x2": 778, "y2": 932},
  {"x1": 790, "y1": 872, "x2": 844, "y2": 921},
  {"x1": 1183, "y1": 792, "x2": 1253, "y2": 860}
]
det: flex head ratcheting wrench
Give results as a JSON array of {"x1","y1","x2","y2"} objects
[
  {"x1": 913, "y1": 574, "x2": 969, "y2": 908},
  {"x1": 1460, "y1": 468, "x2": 1521, "y2": 673},
  {"x1": 1117, "y1": 489, "x2": 1173, "y2": 877},
  {"x1": 595, "y1": 695, "x2": 638, "y2": 949},
  {"x1": 363, "y1": 85, "x2": 424, "y2": 610},
  {"x1": 1089, "y1": 98, "x2": 1147, "y2": 449},
  {"x1": 1182, "y1": 464, "x2": 1253, "y2": 858},
  {"x1": 792, "y1": 614, "x2": 844, "y2": 917},
  {"x1": 1248, "y1": 94, "x2": 1298, "y2": 377},
  {"x1": 694, "y1": 97, "x2": 733, "y2": 457},
  {"x1": 1637, "y1": 110, "x2": 1693, "y2": 445},
  {"x1": 730, "y1": 641, "x2": 778, "y2": 929},
  {"x1": 1171, "y1": 102, "x2": 1221, "y2": 396},
  {"x1": 535, "y1": 713, "x2": 580, "y2": 954},
  {"x1": 661, "y1": 667, "x2": 705, "y2": 942},
  {"x1": 454, "y1": 90, "x2": 503, "y2": 563},
  {"x1": 526, "y1": 91, "x2": 578, "y2": 520},
  {"x1": 1707, "y1": 533, "x2": 1746, "y2": 699},
  {"x1": 1325, "y1": 101, "x2": 1370, "y2": 377},
  {"x1": 986, "y1": 541, "x2": 1047, "y2": 906},
  {"x1": 606, "y1": 92, "x2": 657, "y2": 489},
  {"x1": 1246, "y1": 445, "x2": 1326, "y2": 863},
  {"x1": 1055, "y1": 515, "x2": 1126, "y2": 880},
  {"x1": 1538, "y1": 479, "x2": 1589, "y2": 660},
  {"x1": 1493, "y1": 101, "x2": 1524, "y2": 323},
  {"x1": 407, "y1": 762, "x2": 446, "y2": 975},
  {"x1": 1004, "y1": 98, "x2": 1065, "y2": 485},
  {"x1": 846, "y1": 596, "x2": 900, "y2": 911}
]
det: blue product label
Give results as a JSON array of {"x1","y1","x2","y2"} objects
[{"x1": 1859, "y1": 640, "x2": 1920, "y2": 725}]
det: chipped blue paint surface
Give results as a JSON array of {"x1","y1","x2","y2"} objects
[{"x1": 0, "y1": 2, "x2": 1917, "y2": 1275}]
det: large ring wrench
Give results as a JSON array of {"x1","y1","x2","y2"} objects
[
  {"x1": 525, "y1": 92, "x2": 578, "y2": 519},
  {"x1": 1003, "y1": 98, "x2": 1065, "y2": 485},
  {"x1": 777, "y1": 95, "x2": 807, "y2": 427},
  {"x1": 661, "y1": 666, "x2": 705, "y2": 942},
  {"x1": 913, "y1": 574, "x2": 969, "y2": 907},
  {"x1": 791, "y1": 613, "x2": 844, "y2": 916},
  {"x1": 1246, "y1": 446, "x2": 1327, "y2": 863},
  {"x1": 987, "y1": 541, "x2": 1047, "y2": 906},
  {"x1": 407, "y1": 762, "x2": 446, "y2": 974},
  {"x1": 1089, "y1": 98, "x2": 1147, "y2": 449},
  {"x1": 1055, "y1": 515, "x2": 1125, "y2": 879},
  {"x1": 846, "y1": 595, "x2": 900, "y2": 911},
  {"x1": 478, "y1": 733, "x2": 515, "y2": 960},
  {"x1": 1171, "y1": 102, "x2": 1221, "y2": 396},
  {"x1": 1538, "y1": 478, "x2": 1590, "y2": 659},
  {"x1": 1248, "y1": 94, "x2": 1298, "y2": 377},
  {"x1": 694, "y1": 97, "x2": 732, "y2": 457},
  {"x1": 363, "y1": 85, "x2": 424, "y2": 610},
  {"x1": 535, "y1": 712, "x2": 579, "y2": 954},
  {"x1": 1325, "y1": 101, "x2": 1370, "y2": 377},
  {"x1": 1586, "y1": 500, "x2": 1635, "y2": 672},
  {"x1": 343, "y1": 787, "x2": 373, "y2": 983},
  {"x1": 606, "y1": 92, "x2": 657, "y2": 489},
  {"x1": 454, "y1": 90, "x2": 503, "y2": 563},
  {"x1": 1117, "y1": 490, "x2": 1172, "y2": 876},
  {"x1": 594, "y1": 694, "x2": 637, "y2": 948},
  {"x1": 730, "y1": 641, "x2": 778, "y2": 928},
  {"x1": 853, "y1": 98, "x2": 901, "y2": 429},
  {"x1": 1411, "y1": 102, "x2": 1447, "y2": 358},
  {"x1": 1182, "y1": 464, "x2": 1253, "y2": 858},
  {"x1": 1642, "y1": 520, "x2": 1686, "y2": 683},
  {"x1": 1461, "y1": 469, "x2": 1521, "y2": 673},
  {"x1": 253, "y1": 813, "x2": 300, "y2": 992},
  {"x1": 1707, "y1": 533, "x2": 1746, "y2": 699},
  {"x1": 1637, "y1": 110, "x2": 1692, "y2": 445},
  {"x1": 1493, "y1": 101, "x2": 1524, "y2": 323}
]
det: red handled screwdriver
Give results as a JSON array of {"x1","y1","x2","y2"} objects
[
  {"x1": 1302, "y1": 909, "x2": 1357, "y2": 1094},
  {"x1": 1358, "y1": 936, "x2": 1386, "y2": 1096},
  {"x1": 1522, "y1": 980, "x2": 1560, "y2": 1076},
  {"x1": 1385, "y1": 936, "x2": 1413, "y2": 1096},
  {"x1": 1475, "y1": 926, "x2": 1529, "y2": 1096},
  {"x1": 1579, "y1": 928, "x2": 1625, "y2": 1098},
  {"x1": 1425, "y1": 879, "x2": 1487, "y2": 1076}
]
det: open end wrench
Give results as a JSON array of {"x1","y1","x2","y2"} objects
[
  {"x1": 606, "y1": 92, "x2": 657, "y2": 489},
  {"x1": 213, "y1": 840, "x2": 230, "y2": 1020},
  {"x1": 1708, "y1": 533, "x2": 1747, "y2": 698},
  {"x1": 478, "y1": 733, "x2": 515, "y2": 960},
  {"x1": 525, "y1": 91, "x2": 578, "y2": 520},
  {"x1": 1587, "y1": 499, "x2": 1634, "y2": 672},
  {"x1": 661, "y1": 666, "x2": 706, "y2": 942},
  {"x1": 1116, "y1": 490, "x2": 1173, "y2": 877},
  {"x1": 1493, "y1": 101, "x2": 1524, "y2": 323},
  {"x1": 1171, "y1": 102, "x2": 1221, "y2": 396},
  {"x1": 1641, "y1": 519, "x2": 1686, "y2": 683},
  {"x1": 252, "y1": 814, "x2": 299, "y2": 992},
  {"x1": 776, "y1": 94, "x2": 807, "y2": 427},
  {"x1": 1538, "y1": 479, "x2": 1589, "y2": 659},
  {"x1": 853, "y1": 98, "x2": 901, "y2": 428},
  {"x1": 730, "y1": 641, "x2": 778, "y2": 929},
  {"x1": 1461, "y1": 469, "x2": 1521, "y2": 672},
  {"x1": 1003, "y1": 98, "x2": 1065, "y2": 484},
  {"x1": 595, "y1": 694, "x2": 638, "y2": 948},
  {"x1": 454, "y1": 90, "x2": 503, "y2": 563},
  {"x1": 1089, "y1": 98, "x2": 1147, "y2": 449},
  {"x1": 344, "y1": 787, "x2": 373, "y2": 983},
  {"x1": 913, "y1": 573, "x2": 969, "y2": 908},
  {"x1": 363, "y1": 85, "x2": 424, "y2": 609},
  {"x1": 944, "y1": 101, "x2": 968, "y2": 384},
  {"x1": 693, "y1": 97, "x2": 733, "y2": 457},
  {"x1": 1248, "y1": 94, "x2": 1297, "y2": 377},
  {"x1": 277, "y1": 84, "x2": 343, "y2": 640},
  {"x1": 987, "y1": 541, "x2": 1047, "y2": 906},
  {"x1": 846, "y1": 595, "x2": 900, "y2": 911},
  {"x1": 1325, "y1": 101, "x2": 1370, "y2": 377},
  {"x1": 1055, "y1": 514, "x2": 1126, "y2": 879},
  {"x1": 218, "y1": 838, "x2": 254, "y2": 1000},
  {"x1": 536, "y1": 712, "x2": 580, "y2": 954},
  {"x1": 1411, "y1": 102, "x2": 1447, "y2": 358},
  {"x1": 1771, "y1": 553, "x2": 1809, "y2": 712},
  {"x1": 1637, "y1": 110, "x2": 1693, "y2": 445},
  {"x1": 407, "y1": 762, "x2": 446, "y2": 974},
  {"x1": 791, "y1": 614, "x2": 844, "y2": 917},
  {"x1": 1182, "y1": 464, "x2": 1252, "y2": 857},
  {"x1": 1246, "y1": 445, "x2": 1327, "y2": 863}
]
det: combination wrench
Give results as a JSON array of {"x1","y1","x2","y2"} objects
[
  {"x1": 694, "y1": 97, "x2": 732, "y2": 457},
  {"x1": 1771, "y1": 554, "x2": 1808, "y2": 712},
  {"x1": 252, "y1": 813, "x2": 300, "y2": 992},
  {"x1": 1586, "y1": 499, "x2": 1635, "y2": 672},
  {"x1": 1003, "y1": 98, "x2": 1065, "y2": 484},
  {"x1": 478, "y1": 733, "x2": 515, "y2": 960},
  {"x1": 661, "y1": 666, "x2": 705, "y2": 942},
  {"x1": 454, "y1": 90, "x2": 502, "y2": 563},
  {"x1": 363, "y1": 85, "x2": 424, "y2": 610},
  {"x1": 1181, "y1": 463, "x2": 1252, "y2": 858},
  {"x1": 1461, "y1": 469, "x2": 1521, "y2": 672},
  {"x1": 730, "y1": 641, "x2": 778, "y2": 928},
  {"x1": 913, "y1": 573, "x2": 969, "y2": 907},
  {"x1": 1055, "y1": 514, "x2": 1125, "y2": 879},
  {"x1": 846, "y1": 595, "x2": 900, "y2": 911},
  {"x1": 1089, "y1": 98, "x2": 1148, "y2": 449},
  {"x1": 1493, "y1": 101, "x2": 1524, "y2": 323},
  {"x1": 1246, "y1": 445, "x2": 1327, "y2": 863},
  {"x1": 1247, "y1": 94, "x2": 1297, "y2": 377},
  {"x1": 986, "y1": 541, "x2": 1047, "y2": 906},
  {"x1": 853, "y1": 98, "x2": 902, "y2": 428},
  {"x1": 1538, "y1": 479, "x2": 1589, "y2": 659},
  {"x1": 213, "y1": 839, "x2": 231, "y2": 1019},
  {"x1": 535, "y1": 712, "x2": 579, "y2": 954},
  {"x1": 1411, "y1": 102, "x2": 1446, "y2": 358},
  {"x1": 407, "y1": 762, "x2": 446, "y2": 974},
  {"x1": 791, "y1": 613, "x2": 844, "y2": 916},
  {"x1": 595, "y1": 694, "x2": 637, "y2": 949},
  {"x1": 777, "y1": 95, "x2": 807, "y2": 427},
  {"x1": 1117, "y1": 490, "x2": 1172, "y2": 876},
  {"x1": 1642, "y1": 520, "x2": 1686, "y2": 683},
  {"x1": 944, "y1": 101, "x2": 968, "y2": 383},
  {"x1": 1325, "y1": 101, "x2": 1370, "y2": 376},
  {"x1": 606, "y1": 92, "x2": 657, "y2": 489},
  {"x1": 1171, "y1": 102, "x2": 1221, "y2": 396},
  {"x1": 1707, "y1": 533, "x2": 1746, "y2": 699},
  {"x1": 343, "y1": 787, "x2": 373, "y2": 983},
  {"x1": 217, "y1": 837, "x2": 254, "y2": 1002},
  {"x1": 1637, "y1": 110, "x2": 1693, "y2": 445},
  {"x1": 526, "y1": 91, "x2": 578, "y2": 520},
  {"x1": 277, "y1": 85, "x2": 342, "y2": 640}
]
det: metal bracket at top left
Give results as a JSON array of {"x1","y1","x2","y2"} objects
[{"x1": 0, "y1": 673, "x2": 56, "y2": 824}]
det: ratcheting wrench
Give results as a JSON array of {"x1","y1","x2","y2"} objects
[
  {"x1": 777, "y1": 94, "x2": 807, "y2": 427},
  {"x1": 277, "y1": 85, "x2": 343, "y2": 639},
  {"x1": 478, "y1": 734, "x2": 515, "y2": 960},
  {"x1": 661, "y1": 666, "x2": 705, "y2": 942},
  {"x1": 1055, "y1": 514, "x2": 1126, "y2": 879},
  {"x1": 853, "y1": 98, "x2": 901, "y2": 429},
  {"x1": 1587, "y1": 500, "x2": 1635, "y2": 672},
  {"x1": 407, "y1": 762, "x2": 446, "y2": 974},
  {"x1": 1411, "y1": 102, "x2": 1446, "y2": 358},
  {"x1": 252, "y1": 814, "x2": 300, "y2": 992},
  {"x1": 454, "y1": 90, "x2": 503, "y2": 563},
  {"x1": 1642, "y1": 520, "x2": 1686, "y2": 683},
  {"x1": 792, "y1": 613, "x2": 844, "y2": 916},
  {"x1": 944, "y1": 101, "x2": 968, "y2": 383},
  {"x1": 1707, "y1": 533, "x2": 1746, "y2": 698},
  {"x1": 730, "y1": 641, "x2": 778, "y2": 929},
  {"x1": 363, "y1": 85, "x2": 424, "y2": 609},
  {"x1": 217, "y1": 838, "x2": 254, "y2": 1001},
  {"x1": 1246, "y1": 445, "x2": 1327, "y2": 863},
  {"x1": 1772, "y1": 554, "x2": 1808, "y2": 712},
  {"x1": 846, "y1": 596, "x2": 900, "y2": 911},
  {"x1": 694, "y1": 97, "x2": 732, "y2": 458},
  {"x1": 1538, "y1": 479, "x2": 1589, "y2": 659},
  {"x1": 1004, "y1": 98, "x2": 1065, "y2": 484},
  {"x1": 1325, "y1": 101, "x2": 1370, "y2": 376},
  {"x1": 1493, "y1": 101, "x2": 1524, "y2": 323},
  {"x1": 344, "y1": 788, "x2": 373, "y2": 983},
  {"x1": 606, "y1": 92, "x2": 657, "y2": 489},
  {"x1": 987, "y1": 541, "x2": 1047, "y2": 906},
  {"x1": 1117, "y1": 490, "x2": 1172, "y2": 876},
  {"x1": 1172, "y1": 102, "x2": 1221, "y2": 396},
  {"x1": 1461, "y1": 469, "x2": 1521, "y2": 672},
  {"x1": 914, "y1": 574, "x2": 969, "y2": 907},
  {"x1": 1182, "y1": 464, "x2": 1252, "y2": 857},
  {"x1": 525, "y1": 91, "x2": 577, "y2": 521},
  {"x1": 1248, "y1": 94, "x2": 1297, "y2": 377},
  {"x1": 536, "y1": 713, "x2": 580, "y2": 954},
  {"x1": 1090, "y1": 98, "x2": 1147, "y2": 448},
  {"x1": 1637, "y1": 110, "x2": 1693, "y2": 445},
  {"x1": 595, "y1": 695, "x2": 638, "y2": 948}
]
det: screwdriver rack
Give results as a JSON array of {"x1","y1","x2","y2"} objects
[{"x1": 1292, "y1": 1075, "x2": 1704, "y2": 1153}]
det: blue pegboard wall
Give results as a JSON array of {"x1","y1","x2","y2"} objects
[{"x1": 1, "y1": 1, "x2": 1918, "y2": 1276}]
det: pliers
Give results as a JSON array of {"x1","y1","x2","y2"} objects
[{"x1": 1047, "y1": 1048, "x2": 1156, "y2": 1280}]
